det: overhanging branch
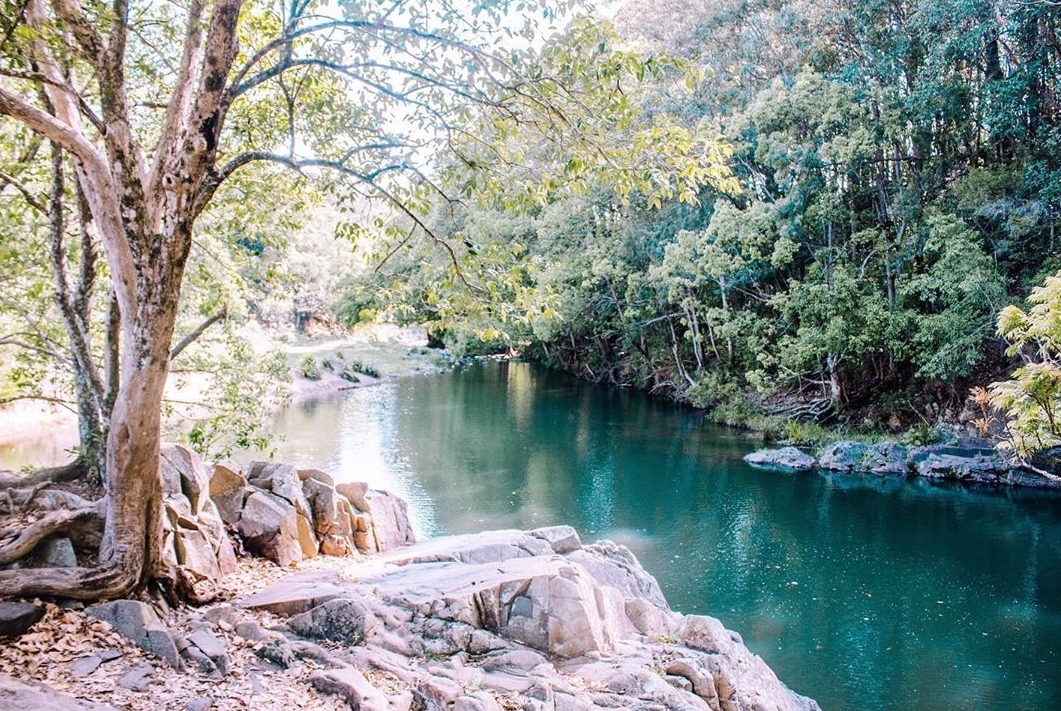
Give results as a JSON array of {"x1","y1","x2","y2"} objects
[{"x1": 169, "y1": 305, "x2": 228, "y2": 361}]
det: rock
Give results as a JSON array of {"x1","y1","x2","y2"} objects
[
  {"x1": 531, "y1": 525, "x2": 582, "y2": 554},
  {"x1": 358, "y1": 553, "x2": 622, "y2": 658},
  {"x1": 287, "y1": 596, "x2": 376, "y2": 645},
  {"x1": 234, "y1": 620, "x2": 269, "y2": 642},
  {"x1": 243, "y1": 463, "x2": 319, "y2": 558},
  {"x1": 224, "y1": 484, "x2": 818, "y2": 711},
  {"x1": 202, "y1": 604, "x2": 239, "y2": 629},
  {"x1": 184, "y1": 698, "x2": 214, "y2": 711},
  {"x1": 69, "y1": 656, "x2": 102, "y2": 678},
  {"x1": 237, "y1": 490, "x2": 307, "y2": 566},
  {"x1": 161, "y1": 444, "x2": 210, "y2": 514},
  {"x1": 364, "y1": 489, "x2": 416, "y2": 552},
  {"x1": 298, "y1": 467, "x2": 335, "y2": 487},
  {"x1": 117, "y1": 664, "x2": 154, "y2": 691},
  {"x1": 679, "y1": 614, "x2": 732, "y2": 654},
  {"x1": 818, "y1": 441, "x2": 908, "y2": 475},
  {"x1": 246, "y1": 462, "x2": 313, "y2": 517},
  {"x1": 0, "y1": 674, "x2": 118, "y2": 710},
  {"x1": 453, "y1": 692, "x2": 502, "y2": 711},
  {"x1": 254, "y1": 639, "x2": 296, "y2": 668},
  {"x1": 744, "y1": 446, "x2": 815, "y2": 472},
  {"x1": 25, "y1": 536, "x2": 78, "y2": 568},
  {"x1": 625, "y1": 598, "x2": 679, "y2": 638},
  {"x1": 209, "y1": 463, "x2": 247, "y2": 526},
  {"x1": 0, "y1": 601, "x2": 44, "y2": 638},
  {"x1": 568, "y1": 540, "x2": 669, "y2": 611},
  {"x1": 665, "y1": 659, "x2": 719, "y2": 707},
  {"x1": 302, "y1": 475, "x2": 355, "y2": 556},
  {"x1": 85, "y1": 600, "x2": 181, "y2": 669},
  {"x1": 186, "y1": 629, "x2": 230, "y2": 675},
  {"x1": 336, "y1": 481, "x2": 371, "y2": 512},
  {"x1": 160, "y1": 445, "x2": 239, "y2": 585},
  {"x1": 908, "y1": 445, "x2": 1010, "y2": 482},
  {"x1": 238, "y1": 570, "x2": 349, "y2": 616},
  {"x1": 309, "y1": 668, "x2": 394, "y2": 711}
]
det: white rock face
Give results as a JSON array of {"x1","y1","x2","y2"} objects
[{"x1": 240, "y1": 526, "x2": 821, "y2": 711}]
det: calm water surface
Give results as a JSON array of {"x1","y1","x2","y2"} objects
[{"x1": 270, "y1": 362, "x2": 1061, "y2": 711}]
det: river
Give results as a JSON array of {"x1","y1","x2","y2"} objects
[{"x1": 269, "y1": 360, "x2": 1061, "y2": 711}]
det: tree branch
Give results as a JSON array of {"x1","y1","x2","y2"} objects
[
  {"x1": 169, "y1": 305, "x2": 228, "y2": 361},
  {"x1": 0, "y1": 169, "x2": 46, "y2": 213}
]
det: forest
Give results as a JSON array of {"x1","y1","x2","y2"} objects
[
  {"x1": 2, "y1": 0, "x2": 1061, "y2": 602},
  {"x1": 343, "y1": 0, "x2": 1061, "y2": 453}
]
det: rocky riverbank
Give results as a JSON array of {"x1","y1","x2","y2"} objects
[
  {"x1": 0, "y1": 448, "x2": 820, "y2": 711},
  {"x1": 745, "y1": 440, "x2": 1061, "y2": 489}
]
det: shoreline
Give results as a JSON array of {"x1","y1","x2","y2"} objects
[{"x1": 744, "y1": 439, "x2": 1061, "y2": 491}]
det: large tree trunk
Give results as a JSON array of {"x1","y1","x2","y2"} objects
[{"x1": 0, "y1": 0, "x2": 242, "y2": 599}]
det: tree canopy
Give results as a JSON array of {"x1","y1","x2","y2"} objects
[{"x1": 0, "y1": 0, "x2": 726, "y2": 600}]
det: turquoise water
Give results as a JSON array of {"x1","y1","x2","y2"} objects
[{"x1": 270, "y1": 361, "x2": 1061, "y2": 711}]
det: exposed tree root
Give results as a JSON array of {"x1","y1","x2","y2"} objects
[
  {"x1": 0, "y1": 503, "x2": 105, "y2": 566},
  {"x1": 0, "y1": 483, "x2": 52, "y2": 514},
  {"x1": 0, "y1": 560, "x2": 136, "y2": 600},
  {"x1": 0, "y1": 458, "x2": 90, "y2": 491}
]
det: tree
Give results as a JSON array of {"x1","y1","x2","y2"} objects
[
  {"x1": 0, "y1": 0, "x2": 724, "y2": 600},
  {"x1": 990, "y1": 271, "x2": 1061, "y2": 456}
]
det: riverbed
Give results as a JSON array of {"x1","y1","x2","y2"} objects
[{"x1": 268, "y1": 361, "x2": 1061, "y2": 711}]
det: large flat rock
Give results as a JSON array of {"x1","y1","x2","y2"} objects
[
  {"x1": 239, "y1": 527, "x2": 821, "y2": 711},
  {"x1": 0, "y1": 674, "x2": 118, "y2": 710}
]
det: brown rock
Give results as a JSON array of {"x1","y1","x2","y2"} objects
[
  {"x1": 364, "y1": 489, "x2": 415, "y2": 552},
  {"x1": 336, "y1": 481, "x2": 370, "y2": 512},
  {"x1": 209, "y1": 463, "x2": 247, "y2": 526},
  {"x1": 237, "y1": 490, "x2": 305, "y2": 566}
]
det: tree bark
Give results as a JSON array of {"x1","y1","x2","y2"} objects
[{"x1": 0, "y1": 0, "x2": 245, "y2": 599}]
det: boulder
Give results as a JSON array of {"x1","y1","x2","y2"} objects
[
  {"x1": 159, "y1": 445, "x2": 239, "y2": 585},
  {"x1": 116, "y1": 664, "x2": 154, "y2": 691},
  {"x1": 85, "y1": 600, "x2": 181, "y2": 668},
  {"x1": 531, "y1": 525, "x2": 582, "y2": 554},
  {"x1": 302, "y1": 475, "x2": 355, "y2": 556},
  {"x1": 305, "y1": 554, "x2": 621, "y2": 659},
  {"x1": 237, "y1": 490, "x2": 307, "y2": 566},
  {"x1": 568, "y1": 540, "x2": 669, "y2": 611},
  {"x1": 238, "y1": 527, "x2": 820, "y2": 711},
  {"x1": 817, "y1": 441, "x2": 908, "y2": 475},
  {"x1": 287, "y1": 596, "x2": 377, "y2": 645},
  {"x1": 336, "y1": 481, "x2": 371, "y2": 512},
  {"x1": 161, "y1": 444, "x2": 210, "y2": 514},
  {"x1": 743, "y1": 447, "x2": 815, "y2": 472},
  {"x1": 908, "y1": 445, "x2": 1010, "y2": 483},
  {"x1": 243, "y1": 462, "x2": 318, "y2": 559},
  {"x1": 0, "y1": 602, "x2": 44, "y2": 638},
  {"x1": 21, "y1": 536, "x2": 78, "y2": 568},
  {"x1": 309, "y1": 668, "x2": 397, "y2": 711},
  {"x1": 209, "y1": 463, "x2": 247, "y2": 526},
  {"x1": 298, "y1": 467, "x2": 335, "y2": 487},
  {"x1": 364, "y1": 489, "x2": 416, "y2": 552},
  {"x1": 187, "y1": 629, "x2": 230, "y2": 674}
]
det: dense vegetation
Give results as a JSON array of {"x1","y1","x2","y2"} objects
[{"x1": 341, "y1": 0, "x2": 1061, "y2": 440}]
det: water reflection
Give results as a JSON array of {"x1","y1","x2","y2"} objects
[{"x1": 270, "y1": 361, "x2": 1061, "y2": 711}]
